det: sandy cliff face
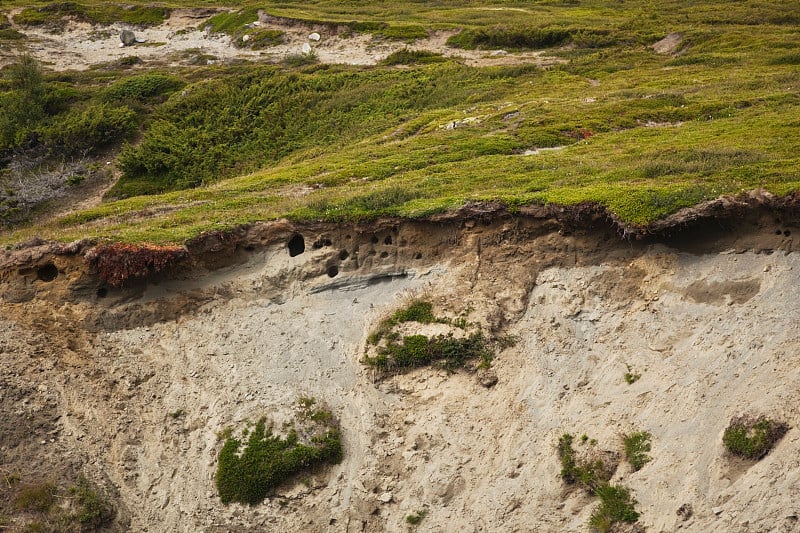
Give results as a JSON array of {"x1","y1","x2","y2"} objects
[{"x1": 2, "y1": 211, "x2": 800, "y2": 532}]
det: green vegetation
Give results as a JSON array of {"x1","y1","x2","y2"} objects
[
  {"x1": 13, "y1": 3, "x2": 167, "y2": 29},
  {"x1": 589, "y1": 484, "x2": 640, "y2": 533},
  {"x1": 364, "y1": 332, "x2": 493, "y2": 372},
  {"x1": 559, "y1": 433, "x2": 639, "y2": 532},
  {"x1": 447, "y1": 26, "x2": 572, "y2": 50},
  {"x1": 362, "y1": 299, "x2": 494, "y2": 372},
  {"x1": 215, "y1": 399, "x2": 343, "y2": 505},
  {"x1": 1, "y1": 0, "x2": 799, "y2": 246},
  {"x1": 622, "y1": 431, "x2": 652, "y2": 471},
  {"x1": 2, "y1": 475, "x2": 114, "y2": 530},
  {"x1": 368, "y1": 300, "x2": 437, "y2": 344},
  {"x1": 381, "y1": 49, "x2": 445, "y2": 66},
  {"x1": 624, "y1": 364, "x2": 641, "y2": 385},
  {"x1": 405, "y1": 509, "x2": 428, "y2": 525},
  {"x1": 723, "y1": 416, "x2": 788, "y2": 460}
]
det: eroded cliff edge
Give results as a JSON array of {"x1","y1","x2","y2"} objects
[{"x1": 2, "y1": 205, "x2": 800, "y2": 532}]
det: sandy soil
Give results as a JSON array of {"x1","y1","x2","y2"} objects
[
  {"x1": 2, "y1": 213, "x2": 800, "y2": 531},
  {"x1": 0, "y1": 8, "x2": 561, "y2": 71}
]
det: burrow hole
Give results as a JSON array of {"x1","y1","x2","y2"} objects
[
  {"x1": 327, "y1": 265, "x2": 339, "y2": 278},
  {"x1": 96, "y1": 287, "x2": 108, "y2": 298},
  {"x1": 383, "y1": 235, "x2": 392, "y2": 245},
  {"x1": 288, "y1": 234, "x2": 305, "y2": 257},
  {"x1": 37, "y1": 263, "x2": 58, "y2": 282},
  {"x1": 339, "y1": 249, "x2": 349, "y2": 260}
]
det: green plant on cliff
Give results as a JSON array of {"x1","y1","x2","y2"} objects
[
  {"x1": 215, "y1": 399, "x2": 343, "y2": 505},
  {"x1": 723, "y1": 415, "x2": 788, "y2": 460},
  {"x1": 558, "y1": 433, "x2": 640, "y2": 532}
]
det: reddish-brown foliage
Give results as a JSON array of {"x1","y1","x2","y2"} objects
[{"x1": 86, "y1": 243, "x2": 187, "y2": 287}]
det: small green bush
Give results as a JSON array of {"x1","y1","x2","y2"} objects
[
  {"x1": 406, "y1": 509, "x2": 428, "y2": 525},
  {"x1": 104, "y1": 73, "x2": 185, "y2": 102},
  {"x1": 378, "y1": 24, "x2": 428, "y2": 41},
  {"x1": 723, "y1": 416, "x2": 788, "y2": 459},
  {"x1": 0, "y1": 29, "x2": 25, "y2": 40},
  {"x1": 69, "y1": 476, "x2": 115, "y2": 528},
  {"x1": 623, "y1": 431, "x2": 652, "y2": 471},
  {"x1": 13, "y1": 482, "x2": 56, "y2": 512},
  {"x1": 216, "y1": 401, "x2": 343, "y2": 505},
  {"x1": 557, "y1": 433, "x2": 614, "y2": 489},
  {"x1": 558, "y1": 434, "x2": 640, "y2": 531},
  {"x1": 200, "y1": 8, "x2": 259, "y2": 36},
  {"x1": 367, "y1": 300, "x2": 436, "y2": 344},
  {"x1": 364, "y1": 332, "x2": 491, "y2": 372},
  {"x1": 283, "y1": 51, "x2": 319, "y2": 67},
  {"x1": 446, "y1": 26, "x2": 571, "y2": 50},
  {"x1": 41, "y1": 103, "x2": 137, "y2": 154},
  {"x1": 589, "y1": 484, "x2": 640, "y2": 532},
  {"x1": 381, "y1": 49, "x2": 445, "y2": 66}
]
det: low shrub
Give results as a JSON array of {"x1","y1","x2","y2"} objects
[
  {"x1": 381, "y1": 49, "x2": 445, "y2": 66},
  {"x1": 589, "y1": 484, "x2": 640, "y2": 532},
  {"x1": 446, "y1": 26, "x2": 571, "y2": 50},
  {"x1": 40, "y1": 103, "x2": 137, "y2": 154},
  {"x1": 69, "y1": 476, "x2": 115, "y2": 528},
  {"x1": 363, "y1": 332, "x2": 492, "y2": 372},
  {"x1": 13, "y1": 482, "x2": 56, "y2": 512},
  {"x1": 623, "y1": 431, "x2": 652, "y2": 471},
  {"x1": 200, "y1": 8, "x2": 259, "y2": 36},
  {"x1": 406, "y1": 509, "x2": 428, "y2": 525},
  {"x1": 723, "y1": 416, "x2": 788, "y2": 459},
  {"x1": 559, "y1": 433, "x2": 639, "y2": 532},
  {"x1": 367, "y1": 300, "x2": 436, "y2": 345},
  {"x1": 104, "y1": 73, "x2": 185, "y2": 102},
  {"x1": 215, "y1": 400, "x2": 343, "y2": 505}
]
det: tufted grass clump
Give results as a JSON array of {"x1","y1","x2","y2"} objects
[
  {"x1": 558, "y1": 433, "x2": 639, "y2": 532},
  {"x1": 363, "y1": 332, "x2": 492, "y2": 372},
  {"x1": 723, "y1": 416, "x2": 788, "y2": 460},
  {"x1": 623, "y1": 431, "x2": 652, "y2": 471},
  {"x1": 215, "y1": 400, "x2": 343, "y2": 505},
  {"x1": 589, "y1": 484, "x2": 640, "y2": 533},
  {"x1": 367, "y1": 300, "x2": 436, "y2": 345}
]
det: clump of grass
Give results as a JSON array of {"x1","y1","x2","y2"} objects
[
  {"x1": 381, "y1": 49, "x2": 445, "y2": 66},
  {"x1": 624, "y1": 364, "x2": 641, "y2": 385},
  {"x1": 557, "y1": 434, "x2": 615, "y2": 490},
  {"x1": 446, "y1": 26, "x2": 571, "y2": 50},
  {"x1": 558, "y1": 434, "x2": 639, "y2": 532},
  {"x1": 367, "y1": 300, "x2": 436, "y2": 345},
  {"x1": 103, "y1": 73, "x2": 185, "y2": 102},
  {"x1": 589, "y1": 484, "x2": 640, "y2": 533},
  {"x1": 364, "y1": 332, "x2": 492, "y2": 372},
  {"x1": 623, "y1": 431, "x2": 652, "y2": 471},
  {"x1": 283, "y1": 50, "x2": 319, "y2": 67},
  {"x1": 13, "y1": 482, "x2": 56, "y2": 512},
  {"x1": 215, "y1": 399, "x2": 343, "y2": 505},
  {"x1": 69, "y1": 475, "x2": 115, "y2": 528},
  {"x1": 200, "y1": 8, "x2": 259, "y2": 36},
  {"x1": 723, "y1": 416, "x2": 788, "y2": 460},
  {"x1": 406, "y1": 509, "x2": 428, "y2": 525}
]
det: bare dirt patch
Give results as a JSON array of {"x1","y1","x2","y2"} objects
[{"x1": 0, "y1": 8, "x2": 561, "y2": 70}]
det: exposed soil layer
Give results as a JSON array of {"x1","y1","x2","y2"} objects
[{"x1": 2, "y1": 203, "x2": 800, "y2": 531}]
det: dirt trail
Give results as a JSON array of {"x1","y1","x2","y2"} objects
[
  {"x1": 0, "y1": 8, "x2": 560, "y2": 71},
  {"x1": 2, "y1": 211, "x2": 800, "y2": 531}
]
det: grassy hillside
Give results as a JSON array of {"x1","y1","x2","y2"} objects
[{"x1": 1, "y1": 0, "x2": 798, "y2": 244}]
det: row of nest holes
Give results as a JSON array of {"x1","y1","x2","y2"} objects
[
  {"x1": 287, "y1": 233, "x2": 420, "y2": 279},
  {"x1": 288, "y1": 233, "x2": 394, "y2": 258}
]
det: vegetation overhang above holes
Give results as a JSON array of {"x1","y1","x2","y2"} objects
[
  {"x1": 215, "y1": 397, "x2": 343, "y2": 506},
  {"x1": 361, "y1": 299, "x2": 512, "y2": 375}
]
